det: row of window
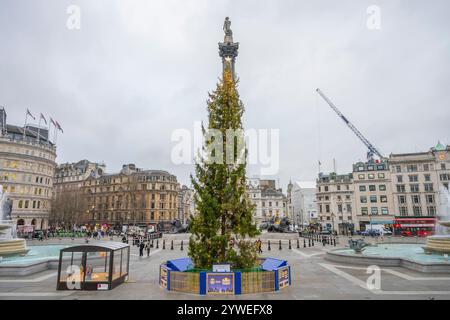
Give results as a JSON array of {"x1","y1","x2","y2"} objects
[
  {"x1": 17, "y1": 199, "x2": 48, "y2": 210},
  {"x1": 0, "y1": 144, "x2": 55, "y2": 161},
  {"x1": 95, "y1": 201, "x2": 178, "y2": 210},
  {"x1": 0, "y1": 172, "x2": 52, "y2": 185},
  {"x1": 398, "y1": 206, "x2": 436, "y2": 216},
  {"x1": 318, "y1": 185, "x2": 351, "y2": 192},
  {"x1": 398, "y1": 194, "x2": 435, "y2": 205},
  {"x1": 360, "y1": 195, "x2": 388, "y2": 203},
  {"x1": 392, "y1": 163, "x2": 447, "y2": 173},
  {"x1": 319, "y1": 204, "x2": 352, "y2": 214},
  {"x1": 2, "y1": 184, "x2": 51, "y2": 197},
  {"x1": 92, "y1": 210, "x2": 177, "y2": 221},
  {"x1": 357, "y1": 173, "x2": 386, "y2": 180},
  {"x1": 396, "y1": 183, "x2": 434, "y2": 193},
  {"x1": 359, "y1": 184, "x2": 386, "y2": 192},
  {"x1": 361, "y1": 207, "x2": 390, "y2": 215}
]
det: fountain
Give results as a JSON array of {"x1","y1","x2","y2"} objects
[
  {"x1": 0, "y1": 186, "x2": 29, "y2": 257},
  {"x1": 423, "y1": 187, "x2": 450, "y2": 255}
]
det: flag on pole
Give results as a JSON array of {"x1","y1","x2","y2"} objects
[
  {"x1": 26, "y1": 109, "x2": 36, "y2": 120},
  {"x1": 55, "y1": 121, "x2": 63, "y2": 133},
  {"x1": 40, "y1": 113, "x2": 47, "y2": 125}
]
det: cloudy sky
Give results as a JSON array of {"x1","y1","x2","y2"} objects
[{"x1": 1, "y1": 0, "x2": 449, "y2": 190}]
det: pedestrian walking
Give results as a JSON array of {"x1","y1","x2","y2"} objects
[
  {"x1": 139, "y1": 241, "x2": 145, "y2": 257},
  {"x1": 257, "y1": 239, "x2": 263, "y2": 254},
  {"x1": 146, "y1": 242, "x2": 151, "y2": 257}
]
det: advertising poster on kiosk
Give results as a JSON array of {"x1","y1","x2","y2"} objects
[
  {"x1": 206, "y1": 273, "x2": 234, "y2": 294},
  {"x1": 278, "y1": 266, "x2": 289, "y2": 289},
  {"x1": 160, "y1": 265, "x2": 168, "y2": 288}
]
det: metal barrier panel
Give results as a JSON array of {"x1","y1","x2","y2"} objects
[
  {"x1": 241, "y1": 271, "x2": 275, "y2": 294},
  {"x1": 169, "y1": 271, "x2": 200, "y2": 293}
]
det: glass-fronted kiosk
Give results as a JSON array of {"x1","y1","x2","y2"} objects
[{"x1": 57, "y1": 242, "x2": 130, "y2": 291}]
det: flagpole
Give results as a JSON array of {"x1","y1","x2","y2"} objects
[
  {"x1": 37, "y1": 116, "x2": 42, "y2": 143},
  {"x1": 23, "y1": 111, "x2": 28, "y2": 140}
]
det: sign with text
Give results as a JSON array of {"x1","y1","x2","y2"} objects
[
  {"x1": 160, "y1": 265, "x2": 168, "y2": 288},
  {"x1": 212, "y1": 263, "x2": 231, "y2": 272},
  {"x1": 206, "y1": 273, "x2": 234, "y2": 294}
]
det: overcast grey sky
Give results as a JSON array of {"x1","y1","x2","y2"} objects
[{"x1": 1, "y1": 0, "x2": 449, "y2": 189}]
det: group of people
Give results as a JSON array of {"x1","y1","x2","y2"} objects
[{"x1": 138, "y1": 240, "x2": 152, "y2": 257}]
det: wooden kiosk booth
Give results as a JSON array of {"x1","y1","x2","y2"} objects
[{"x1": 57, "y1": 242, "x2": 130, "y2": 291}]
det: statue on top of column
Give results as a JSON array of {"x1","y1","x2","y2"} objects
[{"x1": 223, "y1": 17, "x2": 233, "y2": 43}]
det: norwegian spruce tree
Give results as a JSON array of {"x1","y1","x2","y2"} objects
[{"x1": 188, "y1": 64, "x2": 260, "y2": 269}]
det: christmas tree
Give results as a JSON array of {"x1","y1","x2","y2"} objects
[{"x1": 188, "y1": 63, "x2": 260, "y2": 269}]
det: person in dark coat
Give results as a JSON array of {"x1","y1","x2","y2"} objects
[{"x1": 139, "y1": 241, "x2": 145, "y2": 257}]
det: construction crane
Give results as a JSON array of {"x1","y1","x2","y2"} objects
[{"x1": 316, "y1": 88, "x2": 384, "y2": 162}]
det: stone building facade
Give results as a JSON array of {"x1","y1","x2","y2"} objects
[
  {"x1": 0, "y1": 108, "x2": 57, "y2": 231},
  {"x1": 80, "y1": 164, "x2": 179, "y2": 228}
]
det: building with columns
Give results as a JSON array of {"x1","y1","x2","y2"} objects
[{"x1": 0, "y1": 108, "x2": 57, "y2": 231}]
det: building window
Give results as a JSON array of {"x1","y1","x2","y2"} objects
[
  {"x1": 407, "y1": 165, "x2": 418, "y2": 172},
  {"x1": 358, "y1": 174, "x2": 365, "y2": 179},
  {"x1": 361, "y1": 207, "x2": 368, "y2": 216},
  {"x1": 369, "y1": 185, "x2": 376, "y2": 192},
  {"x1": 424, "y1": 183, "x2": 434, "y2": 192},
  {"x1": 424, "y1": 174, "x2": 431, "y2": 182},
  {"x1": 398, "y1": 195, "x2": 406, "y2": 205},
  {"x1": 325, "y1": 205, "x2": 330, "y2": 213},
  {"x1": 338, "y1": 204, "x2": 342, "y2": 213},
  {"x1": 359, "y1": 185, "x2": 366, "y2": 192},
  {"x1": 410, "y1": 184, "x2": 420, "y2": 192},
  {"x1": 426, "y1": 194, "x2": 435, "y2": 204},
  {"x1": 423, "y1": 164, "x2": 430, "y2": 171},
  {"x1": 409, "y1": 175, "x2": 418, "y2": 182},
  {"x1": 399, "y1": 207, "x2": 408, "y2": 216},
  {"x1": 397, "y1": 175, "x2": 403, "y2": 183},
  {"x1": 395, "y1": 165, "x2": 402, "y2": 173},
  {"x1": 368, "y1": 174, "x2": 375, "y2": 179},
  {"x1": 346, "y1": 204, "x2": 352, "y2": 213},
  {"x1": 380, "y1": 195, "x2": 387, "y2": 203},
  {"x1": 413, "y1": 206, "x2": 422, "y2": 216},
  {"x1": 442, "y1": 163, "x2": 446, "y2": 170},
  {"x1": 337, "y1": 185, "x2": 341, "y2": 191},
  {"x1": 427, "y1": 206, "x2": 436, "y2": 216},
  {"x1": 324, "y1": 186, "x2": 329, "y2": 192},
  {"x1": 381, "y1": 207, "x2": 389, "y2": 215},
  {"x1": 411, "y1": 195, "x2": 421, "y2": 204},
  {"x1": 379, "y1": 185, "x2": 386, "y2": 191},
  {"x1": 396, "y1": 184, "x2": 406, "y2": 193},
  {"x1": 378, "y1": 173, "x2": 385, "y2": 179},
  {"x1": 370, "y1": 195, "x2": 377, "y2": 203},
  {"x1": 371, "y1": 207, "x2": 378, "y2": 215},
  {"x1": 18, "y1": 200, "x2": 23, "y2": 208},
  {"x1": 360, "y1": 196, "x2": 367, "y2": 203}
]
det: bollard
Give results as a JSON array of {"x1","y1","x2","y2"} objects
[
  {"x1": 312, "y1": 238, "x2": 315, "y2": 247},
  {"x1": 279, "y1": 240, "x2": 282, "y2": 251},
  {"x1": 171, "y1": 240, "x2": 174, "y2": 250},
  {"x1": 333, "y1": 237, "x2": 336, "y2": 247},
  {"x1": 304, "y1": 238, "x2": 306, "y2": 248},
  {"x1": 151, "y1": 239, "x2": 154, "y2": 248},
  {"x1": 162, "y1": 239, "x2": 165, "y2": 249},
  {"x1": 181, "y1": 240, "x2": 184, "y2": 251},
  {"x1": 308, "y1": 238, "x2": 311, "y2": 247},
  {"x1": 297, "y1": 238, "x2": 300, "y2": 249},
  {"x1": 289, "y1": 239, "x2": 292, "y2": 250},
  {"x1": 268, "y1": 240, "x2": 271, "y2": 251}
]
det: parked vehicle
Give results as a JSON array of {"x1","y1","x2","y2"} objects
[
  {"x1": 361, "y1": 229, "x2": 381, "y2": 237},
  {"x1": 364, "y1": 224, "x2": 392, "y2": 236}
]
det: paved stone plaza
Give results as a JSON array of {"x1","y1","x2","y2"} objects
[{"x1": 0, "y1": 235, "x2": 450, "y2": 300}]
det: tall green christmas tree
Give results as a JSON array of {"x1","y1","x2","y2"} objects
[{"x1": 188, "y1": 19, "x2": 259, "y2": 269}]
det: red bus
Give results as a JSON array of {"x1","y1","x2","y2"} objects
[{"x1": 393, "y1": 217, "x2": 437, "y2": 237}]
